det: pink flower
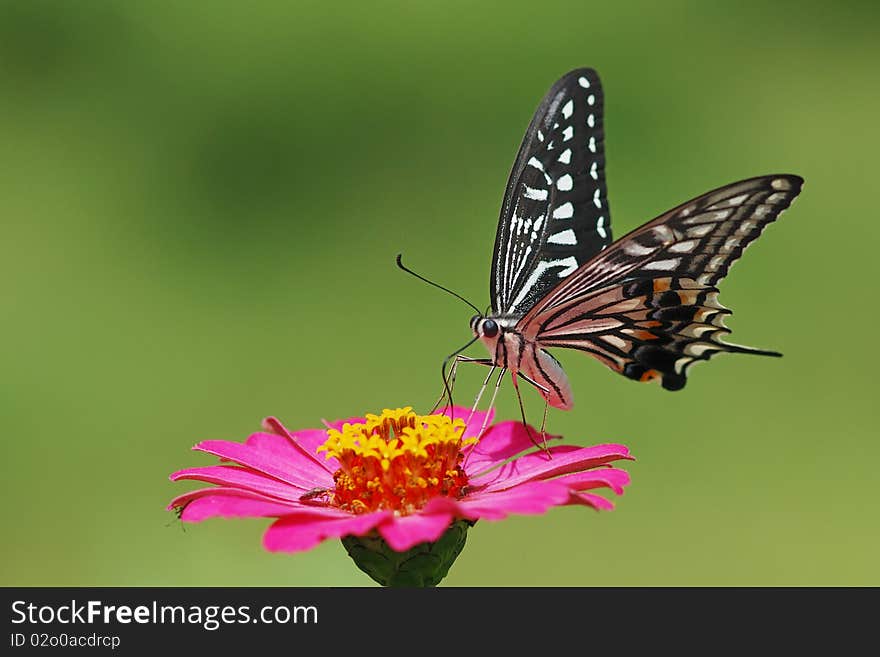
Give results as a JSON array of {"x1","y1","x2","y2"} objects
[{"x1": 168, "y1": 406, "x2": 633, "y2": 554}]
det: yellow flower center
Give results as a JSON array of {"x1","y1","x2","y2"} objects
[{"x1": 317, "y1": 407, "x2": 473, "y2": 515}]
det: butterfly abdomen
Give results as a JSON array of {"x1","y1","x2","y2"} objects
[{"x1": 518, "y1": 342, "x2": 574, "y2": 410}]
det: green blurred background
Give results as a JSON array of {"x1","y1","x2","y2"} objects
[{"x1": 3, "y1": 0, "x2": 878, "y2": 586}]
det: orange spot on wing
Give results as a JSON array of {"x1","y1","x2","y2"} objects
[
  {"x1": 640, "y1": 369, "x2": 660, "y2": 382},
  {"x1": 632, "y1": 330, "x2": 659, "y2": 341},
  {"x1": 652, "y1": 278, "x2": 671, "y2": 292}
]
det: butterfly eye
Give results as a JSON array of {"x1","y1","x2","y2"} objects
[{"x1": 481, "y1": 319, "x2": 499, "y2": 338}]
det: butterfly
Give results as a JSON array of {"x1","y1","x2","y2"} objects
[{"x1": 461, "y1": 67, "x2": 803, "y2": 411}]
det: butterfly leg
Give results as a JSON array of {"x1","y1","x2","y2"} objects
[
  {"x1": 431, "y1": 361, "x2": 458, "y2": 413},
  {"x1": 432, "y1": 356, "x2": 494, "y2": 417},
  {"x1": 438, "y1": 355, "x2": 496, "y2": 424},
  {"x1": 515, "y1": 371, "x2": 551, "y2": 395},
  {"x1": 455, "y1": 356, "x2": 495, "y2": 366},
  {"x1": 433, "y1": 353, "x2": 481, "y2": 414},
  {"x1": 513, "y1": 371, "x2": 552, "y2": 452},
  {"x1": 510, "y1": 372, "x2": 552, "y2": 458},
  {"x1": 539, "y1": 399, "x2": 549, "y2": 450},
  {"x1": 431, "y1": 356, "x2": 459, "y2": 414},
  {"x1": 477, "y1": 366, "x2": 506, "y2": 439},
  {"x1": 455, "y1": 357, "x2": 496, "y2": 424}
]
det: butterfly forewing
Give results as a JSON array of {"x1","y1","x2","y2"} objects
[
  {"x1": 520, "y1": 174, "x2": 803, "y2": 392},
  {"x1": 491, "y1": 68, "x2": 612, "y2": 317}
]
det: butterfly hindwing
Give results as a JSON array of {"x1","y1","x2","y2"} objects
[
  {"x1": 491, "y1": 68, "x2": 611, "y2": 317},
  {"x1": 531, "y1": 276, "x2": 771, "y2": 391},
  {"x1": 519, "y1": 175, "x2": 803, "y2": 391}
]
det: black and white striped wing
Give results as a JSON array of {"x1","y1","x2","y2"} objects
[
  {"x1": 519, "y1": 174, "x2": 803, "y2": 392},
  {"x1": 490, "y1": 68, "x2": 611, "y2": 318}
]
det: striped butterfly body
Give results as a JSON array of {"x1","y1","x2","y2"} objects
[{"x1": 471, "y1": 68, "x2": 803, "y2": 410}]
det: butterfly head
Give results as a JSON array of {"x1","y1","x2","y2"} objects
[
  {"x1": 470, "y1": 315, "x2": 504, "y2": 357},
  {"x1": 470, "y1": 315, "x2": 499, "y2": 337}
]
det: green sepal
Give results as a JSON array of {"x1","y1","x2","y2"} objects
[{"x1": 341, "y1": 518, "x2": 474, "y2": 587}]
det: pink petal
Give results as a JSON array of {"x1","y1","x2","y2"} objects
[
  {"x1": 459, "y1": 480, "x2": 572, "y2": 520},
  {"x1": 286, "y1": 429, "x2": 340, "y2": 471},
  {"x1": 408, "y1": 495, "x2": 481, "y2": 521},
  {"x1": 170, "y1": 465, "x2": 309, "y2": 502},
  {"x1": 551, "y1": 467, "x2": 632, "y2": 495},
  {"x1": 262, "y1": 417, "x2": 339, "y2": 472},
  {"x1": 264, "y1": 510, "x2": 390, "y2": 553},
  {"x1": 245, "y1": 431, "x2": 336, "y2": 479},
  {"x1": 194, "y1": 438, "x2": 334, "y2": 490},
  {"x1": 378, "y1": 512, "x2": 455, "y2": 552},
  {"x1": 569, "y1": 491, "x2": 615, "y2": 511},
  {"x1": 463, "y1": 420, "x2": 561, "y2": 476},
  {"x1": 472, "y1": 443, "x2": 632, "y2": 492},
  {"x1": 169, "y1": 487, "x2": 315, "y2": 521},
  {"x1": 468, "y1": 444, "x2": 582, "y2": 487},
  {"x1": 458, "y1": 466, "x2": 630, "y2": 520}
]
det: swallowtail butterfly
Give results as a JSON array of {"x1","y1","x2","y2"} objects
[{"x1": 467, "y1": 68, "x2": 803, "y2": 410}]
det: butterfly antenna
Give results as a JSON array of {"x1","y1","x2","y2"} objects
[{"x1": 396, "y1": 254, "x2": 482, "y2": 315}]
